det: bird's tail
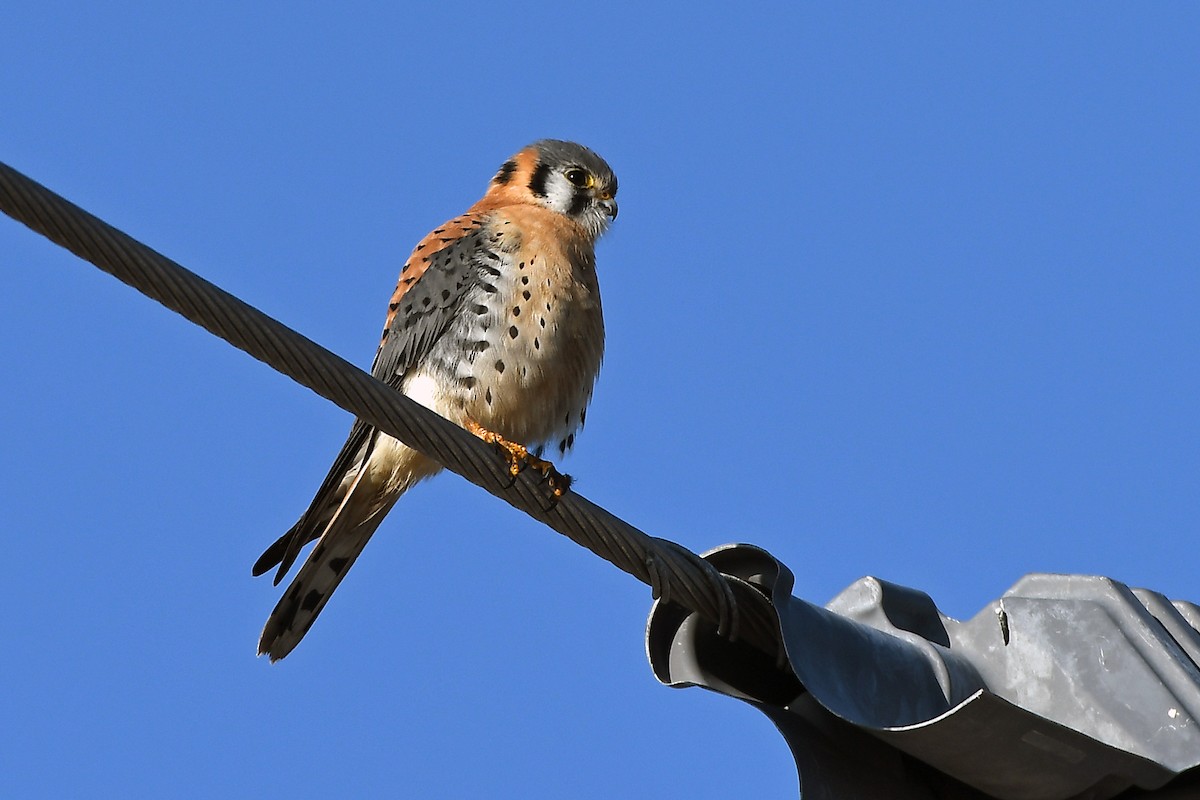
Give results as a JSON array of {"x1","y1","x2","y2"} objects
[
  {"x1": 257, "y1": 491, "x2": 400, "y2": 661},
  {"x1": 255, "y1": 432, "x2": 439, "y2": 661}
]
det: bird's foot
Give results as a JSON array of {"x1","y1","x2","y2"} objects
[{"x1": 465, "y1": 420, "x2": 573, "y2": 498}]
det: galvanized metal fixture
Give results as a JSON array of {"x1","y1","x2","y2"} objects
[{"x1": 648, "y1": 545, "x2": 1200, "y2": 799}]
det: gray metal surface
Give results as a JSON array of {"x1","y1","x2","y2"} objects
[{"x1": 646, "y1": 544, "x2": 1200, "y2": 799}]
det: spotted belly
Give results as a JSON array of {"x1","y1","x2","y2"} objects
[{"x1": 416, "y1": 251, "x2": 603, "y2": 454}]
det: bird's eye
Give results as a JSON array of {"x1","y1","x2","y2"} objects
[{"x1": 565, "y1": 168, "x2": 592, "y2": 188}]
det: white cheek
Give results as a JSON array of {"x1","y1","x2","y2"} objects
[{"x1": 544, "y1": 179, "x2": 575, "y2": 214}]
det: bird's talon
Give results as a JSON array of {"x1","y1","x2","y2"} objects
[{"x1": 465, "y1": 419, "x2": 572, "y2": 499}]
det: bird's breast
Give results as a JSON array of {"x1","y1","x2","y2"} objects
[{"x1": 420, "y1": 215, "x2": 604, "y2": 452}]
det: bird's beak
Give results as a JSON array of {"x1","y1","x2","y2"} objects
[{"x1": 600, "y1": 198, "x2": 618, "y2": 220}]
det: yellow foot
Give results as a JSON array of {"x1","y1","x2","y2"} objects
[{"x1": 465, "y1": 420, "x2": 573, "y2": 497}]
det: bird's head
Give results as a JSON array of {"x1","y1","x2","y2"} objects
[{"x1": 487, "y1": 139, "x2": 618, "y2": 240}]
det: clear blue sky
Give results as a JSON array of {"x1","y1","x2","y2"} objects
[{"x1": 3, "y1": 4, "x2": 1197, "y2": 797}]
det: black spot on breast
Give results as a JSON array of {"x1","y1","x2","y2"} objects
[
  {"x1": 472, "y1": 340, "x2": 490, "y2": 353},
  {"x1": 494, "y1": 359, "x2": 506, "y2": 373},
  {"x1": 481, "y1": 283, "x2": 497, "y2": 294},
  {"x1": 539, "y1": 317, "x2": 546, "y2": 328},
  {"x1": 301, "y1": 590, "x2": 323, "y2": 612},
  {"x1": 512, "y1": 307, "x2": 521, "y2": 317},
  {"x1": 528, "y1": 162, "x2": 552, "y2": 197},
  {"x1": 485, "y1": 387, "x2": 493, "y2": 405},
  {"x1": 458, "y1": 376, "x2": 477, "y2": 389},
  {"x1": 522, "y1": 290, "x2": 531, "y2": 301},
  {"x1": 519, "y1": 262, "x2": 526, "y2": 270},
  {"x1": 441, "y1": 289, "x2": 451, "y2": 301},
  {"x1": 534, "y1": 337, "x2": 540, "y2": 350},
  {"x1": 521, "y1": 275, "x2": 529, "y2": 285},
  {"x1": 472, "y1": 303, "x2": 488, "y2": 315},
  {"x1": 421, "y1": 296, "x2": 431, "y2": 307},
  {"x1": 508, "y1": 326, "x2": 519, "y2": 339}
]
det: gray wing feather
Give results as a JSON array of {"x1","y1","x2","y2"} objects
[
  {"x1": 257, "y1": 225, "x2": 499, "y2": 583},
  {"x1": 253, "y1": 419, "x2": 372, "y2": 581},
  {"x1": 370, "y1": 226, "x2": 498, "y2": 382}
]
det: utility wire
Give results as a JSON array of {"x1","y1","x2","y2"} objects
[{"x1": 0, "y1": 160, "x2": 784, "y2": 661}]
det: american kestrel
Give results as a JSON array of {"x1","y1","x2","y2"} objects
[{"x1": 253, "y1": 140, "x2": 618, "y2": 661}]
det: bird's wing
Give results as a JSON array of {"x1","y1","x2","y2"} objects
[
  {"x1": 368, "y1": 212, "x2": 502, "y2": 382},
  {"x1": 256, "y1": 212, "x2": 506, "y2": 583},
  {"x1": 250, "y1": 419, "x2": 372, "y2": 580}
]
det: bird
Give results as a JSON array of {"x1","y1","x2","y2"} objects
[{"x1": 252, "y1": 140, "x2": 618, "y2": 661}]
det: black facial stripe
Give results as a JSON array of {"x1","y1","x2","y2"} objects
[
  {"x1": 493, "y1": 159, "x2": 517, "y2": 185},
  {"x1": 528, "y1": 162, "x2": 551, "y2": 197},
  {"x1": 567, "y1": 189, "x2": 590, "y2": 217}
]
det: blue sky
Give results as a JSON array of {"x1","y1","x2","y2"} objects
[{"x1": 2, "y1": 4, "x2": 1197, "y2": 797}]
